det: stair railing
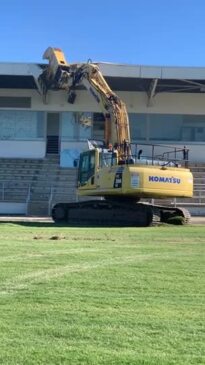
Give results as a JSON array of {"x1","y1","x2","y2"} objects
[
  {"x1": 48, "y1": 186, "x2": 53, "y2": 216},
  {"x1": 26, "y1": 184, "x2": 31, "y2": 216}
]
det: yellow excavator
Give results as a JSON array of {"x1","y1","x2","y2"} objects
[{"x1": 39, "y1": 47, "x2": 193, "y2": 226}]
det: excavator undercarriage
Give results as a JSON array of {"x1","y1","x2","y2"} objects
[{"x1": 51, "y1": 200, "x2": 191, "y2": 227}]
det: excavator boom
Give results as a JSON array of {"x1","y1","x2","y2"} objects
[{"x1": 39, "y1": 47, "x2": 131, "y2": 158}]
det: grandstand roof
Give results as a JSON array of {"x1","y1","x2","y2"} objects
[{"x1": 1, "y1": 62, "x2": 205, "y2": 94}]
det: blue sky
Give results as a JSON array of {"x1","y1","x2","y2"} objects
[{"x1": 0, "y1": 0, "x2": 205, "y2": 66}]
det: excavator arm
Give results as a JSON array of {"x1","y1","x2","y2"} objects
[{"x1": 39, "y1": 47, "x2": 131, "y2": 159}]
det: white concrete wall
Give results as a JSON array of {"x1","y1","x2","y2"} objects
[
  {"x1": 0, "y1": 140, "x2": 46, "y2": 158},
  {"x1": 98, "y1": 63, "x2": 205, "y2": 80},
  {"x1": 185, "y1": 144, "x2": 205, "y2": 163},
  {"x1": 0, "y1": 88, "x2": 205, "y2": 162},
  {"x1": 0, "y1": 202, "x2": 27, "y2": 214},
  {"x1": 60, "y1": 141, "x2": 89, "y2": 167},
  {"x1": 61, "y1": 141, "x2": 89, "y2": 152},
  {"x1": 121, "y1": 91, "x2": 205, "y2": 115},
  {"x1": 1, "y1": 87, "x2": 205, "y2": 115}
]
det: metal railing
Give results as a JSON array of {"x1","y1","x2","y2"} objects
[
  {"x1": 130, "y1": 143, "x2": 190, "y2": 168},
  {"x1": 48, "y1": 186, "x2": 78, "y2": 215},
  {"x1": 0, "y1": 182, "x2": 77, "y2": 216},
  {"x1": 97, "y1": 142, "x2": 190, "y2": 168},
  {"x1": 0, "y1": 176, "x2": 204, "y2": 216},
  {"x1": 0, "y1": 181, "x2": 31, "y2": 202}
]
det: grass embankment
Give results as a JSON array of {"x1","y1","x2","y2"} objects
[{"x1": 0, "y1": 222, "x2": 204, "y2": 364}]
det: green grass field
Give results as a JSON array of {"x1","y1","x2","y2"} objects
[{"x1": 0, "y1": 222, "x2": 204, "y2": 365}]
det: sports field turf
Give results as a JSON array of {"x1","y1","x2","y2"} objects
[{"x1": 0, "y1": 222, "x2": 204, "y2": 364}]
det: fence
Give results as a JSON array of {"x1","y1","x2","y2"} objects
[
  {"x1": 0, "y1": 178, "x2": 204, "y2": 216},
  {"x1": 0, "y1": 181, "x2": 31, "y2": 202},
  {"x1": 0, "y1": 182, "x2": 77, "y2": 216}
]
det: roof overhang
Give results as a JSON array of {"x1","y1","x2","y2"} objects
[{"x1": 1, "y1": 61, "x2": 205, "y2": 97}]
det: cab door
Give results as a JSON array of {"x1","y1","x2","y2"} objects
[{"x1": 78, "y1": 150, "x2": 96, "y2": 186}]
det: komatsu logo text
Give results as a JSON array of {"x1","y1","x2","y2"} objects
[{"x1": 149, "y1": 176, "x2": 181, "y2": 184}]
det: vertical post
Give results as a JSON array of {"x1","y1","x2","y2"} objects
[
  {"x1": 2, "y1": 182, "x2": 5, "y2": 201},
  {"x1": 26, "y1": 184, "x2": 31, "y2": 216},
  {"x1": 104, "y1": 113, "x2": 111, "y2": 147},
  {"x1": 48, "y1": 186, "x2": 53, "y2": 216},
  {"x1": 183, "y1": 146, "x2": 189, "y2": 168},
  {"x1": 152, "y1": 145, "x2": 154, "y2": 165}
]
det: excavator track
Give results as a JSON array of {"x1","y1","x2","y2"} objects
[
  {"x1": 150, "y1": 204, "x2": 191, "y2": 225},
  {"x1": 51, "y1": 200, "x2": 191, "y2": 226}
]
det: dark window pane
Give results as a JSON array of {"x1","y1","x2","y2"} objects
[{"x1": 0, "y1": 97, "x2": 31, "y2": 108}]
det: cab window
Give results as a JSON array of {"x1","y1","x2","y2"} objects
[{"x1": 78, "y1": 150, "x2": 95, "y2": 185}]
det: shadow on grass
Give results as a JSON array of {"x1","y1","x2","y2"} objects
[
  {"x1": 0, "y1": 220, "x2": 147, "y2": 228},
  {"x1": 0, "y1": 221, "x2": 68, "y2": 228}
]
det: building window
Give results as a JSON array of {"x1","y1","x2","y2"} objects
[
  {"x1": 130, "y1": 113, "x2": 205, "y2": 143},
  {"x1": 61, "y1": 112, "x2": 205, "y2": 143},
  {"x1": 129, "y1": 113, "x2": 147, "y2": 141},
  {"x1": 61, "y1": 112, "x2": 92, "y2": 140},
  {"x1": 78, "y1": 112, "x2": 92, "y2": 139},
  {"x1": 93, "y1": 113, "x2": 105, "y2": 140},
  {"x1": 180, "y1": 115, "x2": 205, "y2": 142},
  {"x1": 0, "y1": 110, "x2": 44, "y2": 139},
  {"x1": 149, "y1": 114, "x2": 181, "y2": 141},
  {"x1": 0, "y1": 97, "x2": 31, "y2": 108}
]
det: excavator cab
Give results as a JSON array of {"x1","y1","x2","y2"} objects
[
  {"x1": 78, "y1": 148, "x2": 118, "y2": 187},
  {"x1": 78, "y1": 149, "x2": 96, "y2": 187}
]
